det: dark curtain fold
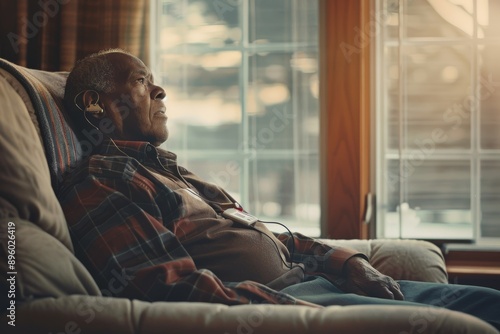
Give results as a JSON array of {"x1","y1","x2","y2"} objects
[{"x1": 0, "y1": 0, "x2": 150, "y2": 71}]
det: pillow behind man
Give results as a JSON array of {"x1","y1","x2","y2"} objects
[{"x1": 0, "y1": 61, "x2": 100, "y2": 304}]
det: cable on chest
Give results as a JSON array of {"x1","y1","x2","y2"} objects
[{"x1": 221, "y1": 208, "x2": 298, "y2": 271}]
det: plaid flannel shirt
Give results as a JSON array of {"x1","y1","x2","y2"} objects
[{"x1": 58, "y1": 139, "x2": 363, "y2": 305}]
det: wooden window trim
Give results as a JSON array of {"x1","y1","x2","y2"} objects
[{"x1": 319, "y1": 0, "x2": 371, "y2": 239}]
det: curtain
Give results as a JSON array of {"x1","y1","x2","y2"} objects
[{"x1": 0, "y1": 0, "x2": 150, "y2": 71}]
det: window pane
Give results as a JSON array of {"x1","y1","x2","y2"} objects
[
  {"x1": 248, "y1": 51, "x2": 319, "y2": 151},
  {"x1": 383, "y1": 0, "x2": 400, "y2": 40},
  {"x1": 386, "y1": 45, "x2": 473, "y2": 151},
  {"x1": 403, "y1": 0, "x2": 479, "y2": 39},
  {"x1": 481, "y1": 0, "x2": 500, "y2": 39},
  {"x1": 384, "y1": 46, "x2": 401, "y2": 150},
  {"x1": 480, "y1": 43, "x2": 500, "y2": 149},
  {"x1": 383, "y1": 159, "x2": 473, "y2": 239},
  {"x1": 481, "y1": 160, "x2": 500, "y2": 238},
  {"x1": 249, "y1": 0, "x2": 318, "y2": 45},
  {"x1": 247, "y1": 158, "x2": 319, "y2": 232},
  {"x1": 158, "y1": 51, "x2": 241, "y2": 150},
  {"x1": 160, "y1": 0, "x2": 241, "y2": 49},
  {"x1": 386, "y1": 0, "x2": 499, "y2": 41},
  {"x1": 185, "y1": 158, "x2": 242, "y2": 201},
  {"x1": 405, "y1": 44, "x2": 472, "y2": 150}
]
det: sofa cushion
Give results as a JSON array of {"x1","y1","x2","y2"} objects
[
  {"x1": 0, "y1": 70, "x2": 72, "y2": 250},
  {"x1": 369, "y1": 239, "x2": 448, "y2": 283},
  {"x1": 0, "y1": 219, "x2": 101, "y2": 303},
  {"x1": 321, "y1": 239, "x2": 448, "y2": 283},
  {"x1": 0, "y1": 59, "x2": 81, "y2": 190},
  {"x1": 0, "y1": 64, "x2": 101, "y2": 303},
  {"x1": 7, "y1": 296, "x2": 498, "y2": 334}
]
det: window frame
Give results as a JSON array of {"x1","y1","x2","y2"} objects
[
  {"x1": 373, "y1": 0, "x2": 500, "y2": 245},
  {"x1": 319, "y1": 0, "x2": 372, "y2": 239}
]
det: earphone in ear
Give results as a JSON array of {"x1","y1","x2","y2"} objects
[
  {"x1": 74, "y1": 90, "x2": 104, "y2": 114},
  {"x1": 85, "y1": 103, "x2": 104, "y2": 114}
]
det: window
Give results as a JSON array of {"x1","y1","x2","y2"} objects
[
  {"x1": 375, "y1": 0, "x2": 500, "y2": 243},
  {"x1": 151, "y1": 0, "x2": 320, "y2": 236}
]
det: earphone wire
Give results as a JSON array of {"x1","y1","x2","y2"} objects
[
  {"x1": 257, "y1": 221, "x2": 298, "y2": 271},
  {"x1": 190, "y1": 198, "x2": 299, "y2": 272},
  {"x1": 73, "y1": 90, "x2": 86, "y2": 112},
  {"x1": 78, "y1": 98, "x2": 132, "y2": 160}
]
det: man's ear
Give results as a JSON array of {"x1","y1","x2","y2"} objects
[{"x1": 81, "y1": 90, "x2": 104, "y2": 116}]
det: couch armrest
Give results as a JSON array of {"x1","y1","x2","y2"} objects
[
  {"x1": 7, "y1": 295, "x2": 498, "y2": 334},
  {"x1": 319, "y1": 239, "x2": 448, "y2": 283}
]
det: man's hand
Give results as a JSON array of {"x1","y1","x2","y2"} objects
[{"x1": 333, "y1": 256, "x2": 405, "y2": 300}]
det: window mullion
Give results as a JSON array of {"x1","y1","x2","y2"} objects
[
  {"x1": 291, "y1": 0, "x2": 301, "y2": 220},
  {"x1": 397, "y1": 0, "x2": 406, "y2": 238},
  {"x1": 241, "y1": 0, "x2": 250, "y2": 208},
  {"x1": 472, "y1": 0, "x2": 481, "y2": 242}
]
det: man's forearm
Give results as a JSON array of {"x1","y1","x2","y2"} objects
[{"x1": 275, "y1": 232, "x2": 367, "y2": 275}]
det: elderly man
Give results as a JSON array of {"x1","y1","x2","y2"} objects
[{"x1": 58, "y1": 49, "x2": 500, "y2": 329}]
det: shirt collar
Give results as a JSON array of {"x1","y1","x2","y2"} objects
[{"x1": 96, "y1": 139, "x2": 177, "y2": 166}]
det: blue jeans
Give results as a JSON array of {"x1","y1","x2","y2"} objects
[{"x1": 281, "y1": 276, "x2": 500, "y2": 330}]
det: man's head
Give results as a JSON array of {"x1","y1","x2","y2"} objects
[{"x1": 64, "y1": 49, "x2": 168, "y2": 147}]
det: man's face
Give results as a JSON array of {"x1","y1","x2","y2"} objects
[{"x1": 100, "y1": 52, "x2": 168, "y2": 146}]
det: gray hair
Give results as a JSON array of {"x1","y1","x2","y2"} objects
[{"x1": 64, "y1": 48, "x2": 131, "y2": 131}]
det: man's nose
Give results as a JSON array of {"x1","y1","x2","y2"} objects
[{"x1": 151, "y1": 85, "x2": 166, "y2": 100}]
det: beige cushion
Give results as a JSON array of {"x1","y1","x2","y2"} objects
[
  {"x1": 369, "y1": 239, "x2": 448, "y2": 283},
  {"x1": 0, "y1": 71, "x2": 72, "y2": 250},
  {"x1": 6, "y1": 296, "x2": 498, "y2": 334},
  {"x1": 0, "y1": 219, "x2": 101, "y2": 302},
  {"x1": 321, "y1": 239, "x2": 448, "y2": 283}
]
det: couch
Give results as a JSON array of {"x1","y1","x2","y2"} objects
[{"x1": 0, "y1": 58, "x2": 497, "y2": 334}]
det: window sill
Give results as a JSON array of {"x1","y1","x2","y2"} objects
[{"x1": 444, "y1": 246, "x2": 500, "y2": 290}]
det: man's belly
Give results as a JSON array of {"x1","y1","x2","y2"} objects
[{"x1": 183, "y1": 219, "x2": 292, "y2": 285}]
